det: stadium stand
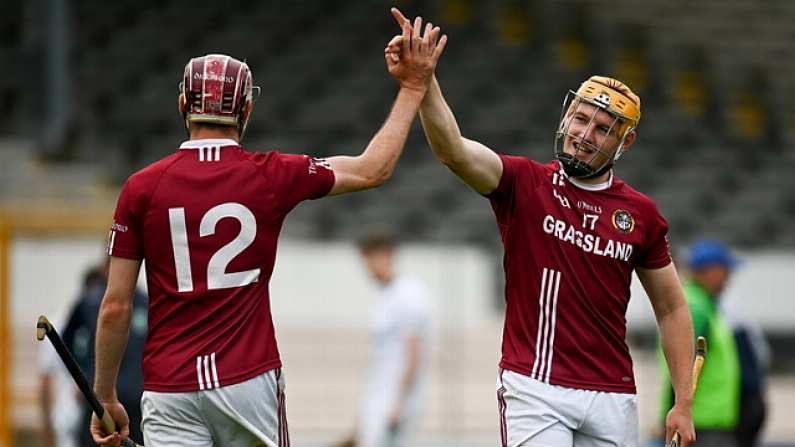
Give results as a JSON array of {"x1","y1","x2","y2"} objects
[{"x1": 3, "y1": 0, "x2": 794, "y2": 248}]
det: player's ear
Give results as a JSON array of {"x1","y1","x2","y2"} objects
[
  {"x1": 178, "y1": 93, "x2": 186, "y2": 115},
  {"x1": 238, "y1": 100, "x2": 253, "y2": 130},
  {"x1": 621, "y1": 129, "x2": 637, "y2": 151},
  {"x1": 242, "y1": 100, "x2": 253, "y2": 120}
]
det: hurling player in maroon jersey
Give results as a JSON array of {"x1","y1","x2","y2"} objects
[
  {"x1": 91, "y1": 21, "x2": 448, "y2": 447},
  {"x1": 387, "y1": 9, "x2": 696, "y2": 447}
]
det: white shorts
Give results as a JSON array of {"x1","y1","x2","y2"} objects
[
  {"x1": 141, "y1": 368, "x2": 288, "y2": 447},
  {"x1": 496, "y1": 369, "x2": 638, "y2": 447}
]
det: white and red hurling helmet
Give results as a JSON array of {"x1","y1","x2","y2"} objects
[{"x1": 180, "y1": 54, "x2": 259, "y2": 137}]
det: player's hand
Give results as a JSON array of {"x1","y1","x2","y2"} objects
[
  {"x1": 384, "y1": 7, "x2": 447, "y2": 92},
  {"x1": 90, "y1": 400, "x2": 130, "y2": 447},
  {"x1": 665, "y1": 403, "x2": 695, "y2": 446}
]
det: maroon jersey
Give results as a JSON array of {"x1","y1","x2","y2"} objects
[
  {"x1": 489, "y1": 156, "x2": 670, "y2": 393},
  {"x1": 108, "y1": 139, "x2": 334, "y2": 392}
]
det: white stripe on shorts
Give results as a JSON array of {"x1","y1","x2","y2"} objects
[{"x1": 498, "y1": 372, "x2": 508, "y2": 447}]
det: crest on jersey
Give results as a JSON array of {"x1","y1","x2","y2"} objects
[{"x1": 611, "y1": 209, "x2": 635, "y2": 234}]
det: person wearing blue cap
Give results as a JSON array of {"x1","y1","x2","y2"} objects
[{"x1": 658, "y1": 240, "x2": 741, "y2": 447}]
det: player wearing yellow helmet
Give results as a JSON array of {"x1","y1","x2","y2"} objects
[{"x1": 386, "y1": 8, "x2": 696, "y2": 447}]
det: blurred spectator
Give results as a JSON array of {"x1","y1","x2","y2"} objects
[
  {"x1": 723, "y1": 294, "x2": 771, "y2": 447},
  {"x1": 60, "y1": 262, "x2": 148, "y2": 446},
  {"x1": 659, "y1": 240, "x2": 741, "y2": 447},
  {"x1": 352, "y1": 230, "x2": 433, "y2": 447},
  {"x1": 38, "y1": 316, "x2": 81, "y2": 447}
]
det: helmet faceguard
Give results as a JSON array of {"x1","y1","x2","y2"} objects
[
  {"x1": 179, "y1": 54, "x2": 261, "y2": 138},
  {"x1": 554, "y1": 76, "x2": 641, "y2": 179}
]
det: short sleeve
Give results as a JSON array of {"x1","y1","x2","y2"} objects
[
  {"x1": 487, "y1": 155, "x2": 544, "y2": 226},
  {"x1": 265, "y1": 152, "x2": 335, "y2": 211},
  {"x1": 637, "y1": 206, "x2": 672, "y2": 269},
  {"x1": 108, "y1": 178, "x2": 145, "y2": 260},
  {"x1": 487, "y1": 155, "x2": 520, "y2": 200}
]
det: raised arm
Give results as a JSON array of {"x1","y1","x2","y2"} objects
[
  {"x1": 325, "y1": 87, "x2": 424, "y2": 196},
  {"x1": 637, "y1": 263, "x2": 696, "y2": 447},
  {"x1": 387, "y1": 9, "x2": 502, "y2": 195},
  {"x1": 420, "y1": 77, "x2": 502, "y2": 194},
  {"x1": 326, "y1": 16, "x2": 447, "y2": 196}
]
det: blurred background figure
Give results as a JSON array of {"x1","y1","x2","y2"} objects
[
  {"x1": 659, "y1": 240, "x2": 741, "y2": 447},
  {"x1": 60, "y1": 262, "x2": 148, "y2": 446},
  {"x1": 349, "y1": 230, "x2": 433, "y2": 447},
  {"x1": 722, "y1": 273, "x2": 771, "y2": 447}
]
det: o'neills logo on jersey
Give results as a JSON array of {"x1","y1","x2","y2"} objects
[
  {"x1": 611, "y1": 209, "x2": 635, "y2": 234},
  {"x1": 577, "y1": 200, "x2": 602, "y2": 214},
  {"x1": 308, "y1": 157, "x2": 331, "y2": 174},
  {"x1": 111, "y1": 221, "x2": 128, "y2": 232},
  {"x1": 543, "y1": 215, "x2": 633, "y2": 262}
]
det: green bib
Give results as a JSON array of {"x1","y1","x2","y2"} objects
[{"x1": 658, "y1": 281, "x2": 740, "y2": 429}]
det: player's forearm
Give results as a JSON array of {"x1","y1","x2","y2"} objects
[
  {"x1": 358, "y1": 86, "x2": 425, "y2": 186},
  {"x1": 639, "y1": 265, "x2": 695, "y2": 407},
  {"x1": 419, "y1": 76, "x2": 467, "y2": 166},
  {"x1": 94, "y1": 297, "x2": 132, "y2": 401},
  {"x1": 658, "y1": 303, "x2": 695, "y2": 407}
]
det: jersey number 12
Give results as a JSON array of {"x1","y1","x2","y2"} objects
[{"x1": 168, "y1": 202, "x2": 260, "y2": 292}]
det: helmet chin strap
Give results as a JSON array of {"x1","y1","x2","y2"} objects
[
  {"x1": 556, "y1": 152, "x2": 613, "y2": 179},
  {"x1": 579, "y1": 160, "x2": 613, "y2": 179}
]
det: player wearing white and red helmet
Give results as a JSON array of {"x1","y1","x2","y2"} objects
[
  {"x1": 179, "y1": 54, "x2": 258, "y2": 137},
  {"x1": 386, "y1": 7, "x2": 696, "y2": 447},
  {"x1": 92, "y1": 19, "x2": 447, "y2": 447}
]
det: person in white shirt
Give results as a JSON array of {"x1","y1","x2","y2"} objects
[{"x1": 354, "y1": 230, "x2": 432, "y2": 447}]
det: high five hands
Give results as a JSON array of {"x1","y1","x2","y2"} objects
[{"x1": 384, "y1": 7, "x2": 447, "y2": 92}]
